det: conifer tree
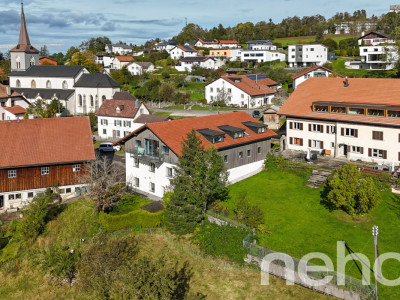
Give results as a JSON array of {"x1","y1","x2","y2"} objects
[{"x1": 165, "y1": 130, "x2": 229, "y2": 235}]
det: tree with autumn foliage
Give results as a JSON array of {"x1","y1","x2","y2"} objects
[{"x1": 69, "y1": 50, "x2": 102, "y2": 73}]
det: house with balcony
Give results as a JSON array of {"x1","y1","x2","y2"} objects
[
  {"x1": 288, "y1": 44, "x2": 328, "y2": 68},
  {"x1": 0, "y1": 117, "x2": 95, "y2": 211},
  {"x1": 209, "y1": 48, "x2": 242, "y2": 61},
  {"x1": 113, "y1": 111, "x2": 276, "y2": 198},
  {"x1": 175, "y1": 57, "x2": 222, "y2": 72},
  {"x1": 356, "y1": 31, "x2": 398, "y2": 70},
  {"x1": 154, "y1": 41, "x2": 178, "y2": 53},
  {"x1": 241, "y1": 49, "x2": 286, "y2": 63},
  {"x1": 279, "y1": 77, "x2": 400, "y2": 166},
  {"x1": 205, "y1": 74, "x2": 278, "y2": 108},
  {"x1": 246, "y1": 40, "x2": 277, "y2": 51}
]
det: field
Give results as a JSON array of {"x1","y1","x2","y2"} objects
[
  {"x1": 273, "y1": 34, "x2": 351, "y2": 46},
  {"x1": 228, "y1": 168, "x2": 400, "y2": 299},
  {"x1": 0, "y1": 198, "x2": 329, "y2": 300}
]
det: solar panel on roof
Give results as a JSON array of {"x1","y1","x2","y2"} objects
[{"x1": 246, "y1": 74, "x2": 268, "y2": 80}]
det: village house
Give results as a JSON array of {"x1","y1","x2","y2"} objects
[
  {"x1": 209, "y1": 48, "x2": 242, "y2": 61},
  {"x1": 154, "y1": 41, "x2": 178, "y2": 53},
  {"x1": 205, "y1": 74, "x2": 278, "y2": 108},
  {"x1": 95, "y1": 55, "x2": 115, "y2": 70},
  {"x1": 105, "y1": 43, "x2": 132, "y2": 55},
  {"x1": 175, "y1": 57, "x2": 223, "y2": 72},
  {"x1": 218, "y1": 40, "x2": 239, "y2": 48},
  {"x1": 246, "y1": 40, "x2": 277, "y2": 51},
  {"x1": 288, "y1": 44, "x2": 328, "y2": 68},
  {"x1": 291, "y1": 65, "x2": 342, "y2": 89},
  {"x1": 240, "y1": 49, "x2": 286, "y2": 63},
  {"x1": 169, "y1": 45, "x2": 198, "y2": 60},
  {"x1": 195, "y1": 38, "x2": 219, "y2": 48},
  {"x1": 96, "y1": 99, "x2": 151, "y2": 140},
  {"x1": 111, "y1": 56, "x2": 135, "y2": 70},
  {"x1": 126, "y1": 62, "x2": 155, "y2": 76},
  {"x1": 279, "y1": 77, "x2": 400, "y2": 166},
  {"x1": 0, "y1": 117, "x2": 95, "y2": 211},
  {"x1": 0, "y1": 84, "x2": 30, "y2": 121},
  {"x1": 113, "y1": 111, "x2": 276, "y2": 198},
  {"x1": 263, "y1": 105, "x2": 282, "y2": 130},
  {"x1": 39, "y1": 57, "x2": 57, "y2": 65}
]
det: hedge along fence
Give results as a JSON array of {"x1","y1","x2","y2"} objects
[{"x1": 99, "y1": 210, "x2": 164, "y2": 232}]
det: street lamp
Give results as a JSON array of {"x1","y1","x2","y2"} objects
[{"x1": 372, "y1": 225, "x2": 379, "y2": 300}]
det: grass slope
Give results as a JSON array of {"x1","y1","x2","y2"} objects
[
  {"x1": 228, "y1": 168, "x2": 400, "y2": 299},
  {"x1": 0, "y1": 198, "x2": 329, "y2": 300}
]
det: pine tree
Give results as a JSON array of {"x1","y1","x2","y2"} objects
[{"x1": 165, "y1": 130, "x2": 229, "y2": 235}]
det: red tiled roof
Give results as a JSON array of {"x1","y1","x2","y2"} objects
[
  {"x1": 292, "y1": 65, "x2": 338, "y2": 79},
  {"x1": 222, "y1": 75, "x2": 277, "y2": 96},
  {"x1": 96, "y1": 100, "x2": 143, "y2": 118},
  {"x1": 219, "y1": 40, "x2": 238, "y2": 44},
  {"x1": 0, "y1": 84, "x2": 21, "y2": 98},
  {"x1": 39, "y1": 57, "x2": 58, "y2": 66},
  {"x1": 3, "y1": 105, "x2": 26, "y2": 115},
  {"x1": 278, "y1": 77, "x2": 400, "y2": 126},
  {"x1": 116, "y1": 56, "x2": 134, "y2": 62},
  {"x1": 115, "y1": 111, "x2": 276, "y2": 156},
  {"x1": 0, "y1": 117, "x2": 95, "y2": 169},
  {"x1": 134, "y1": 115, "x2": 170, "y2": 124}
]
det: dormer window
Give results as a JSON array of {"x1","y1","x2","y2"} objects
[
  {"x1": 197, "y1": 128, "x2": 225, "y2": 144},
  {"x1": 241, "y1": 121, "x2": 267, "y2": 134},
  {"x1": 218, "y1": 125, "x2": 245, "y2": 139},
  {"x1": 116, "y1": 106, "x2": 121, "y2": 113}
]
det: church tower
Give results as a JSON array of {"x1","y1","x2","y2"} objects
[{"x1": 10, "y1": 2, "x2": 39, "y2": 72}]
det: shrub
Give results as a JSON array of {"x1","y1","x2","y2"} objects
[
  {"x1": 99, "y1": 210, "x2": 164, "y2": 231},
  {"x1": 322, "y1": 164, "x2": 381, "y2": 215},
  {"x1": 233, "y1": 193, "x2": 265, "y2": 228},
  {"x1": 208, "y1": 200, "x2": 229, "y2": 217},
  {"x1": 161, "y1": 71, "x2": 170, "y2": 79},
  {"x1": 264, "y1": 153, "x2": 286, "y2": 170},
  {"x1": 193, "y1": 220, "x2": 249, "y2": 264}
]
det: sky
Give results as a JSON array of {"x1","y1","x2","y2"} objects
[{"x1": 0, "y1": 0, "x2": 396, "y2": 54}]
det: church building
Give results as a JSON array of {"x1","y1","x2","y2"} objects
[{"x1": 8, "y1": 3, "x2": 121, "y2": 116}]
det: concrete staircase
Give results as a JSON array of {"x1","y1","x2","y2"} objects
[{"x1": 306, "y1": 169, "x2": 332, "y2": 188}]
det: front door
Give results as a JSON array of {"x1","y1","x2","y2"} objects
[
  {"x1": 343, "y1": 145, "x2": 348, "y2": 156},
  {"x1": 113, "y1": 130, "x2": 116, "y2": 138},
  {"x1": 0, "y1": 195, "x2": 4, "y2": 208}
]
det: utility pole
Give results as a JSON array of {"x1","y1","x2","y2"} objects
[{"x1": 372, "y1": 225, "x2": 380, "y2": 300}]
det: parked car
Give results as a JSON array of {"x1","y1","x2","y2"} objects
[
  {"x1": 113, "y1": 145, "x2": 121, "y2": 151},
  {"x1": 98, "y1": 143, "x2": 115, "y2": 153},
  {"x1": 252, "y1": 110, "x2": 261, "y2": 118}
]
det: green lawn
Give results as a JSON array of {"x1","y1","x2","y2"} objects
[
  {"x1": 274, "y1": 36, "x2": 349, "y2": 47},
  {"x1": 228, "y1": 168, "x2": 400, "y2": 300},
  {"x1": 330, "y1": 57, "x2": 369, "y2": 77}
]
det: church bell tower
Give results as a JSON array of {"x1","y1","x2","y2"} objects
[{"x1": 10, "y1": 1, "x2": 40, "y2": 72}]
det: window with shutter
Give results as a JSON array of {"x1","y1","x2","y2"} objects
[
  {"x1": 289, "y1": 137, "x2": 293, "y2": 144},
  {"x1": 289, "y1": 122, "x2": 293, "y2": 129},
  {"x1": 300, "y1": 139, "x2": 303, "y2": 146},
  {"x1": 320, "y1": 141, "x2": 324, "y2": 149},
  {"x1": 308, "y1": 140, "x2": 311, "y2": 147},
  {"x1": 341, "y1": 128, "x2": 344, "y2": 136},
  {"x1": 309, "y1": 124, "x2": 311, "y2": 131},
  {"x1": 368, "y1": 148, "x2": 372, "y2": 157},
  {"x1": 383, "y1": 150, "x2": 387, "y2": 159}
]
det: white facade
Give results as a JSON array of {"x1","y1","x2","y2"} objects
[
  {"x1": 126, "y1": 62, "x2": 155, "y2": 76},
  {"x1": 75, "y1": 87, "x2": 119, "y2": 115},
  {"x1": 292, "y1": 67, "x2": 334, "y2": 90},
  {"x1": 219, "y1": 42, "x2": 239, "y2": 49},
  {"x1": 247, "y1": 42, "x2": 276, "y2": 51},
  {"x1": 286, "y1": 117, "x2": 400, "y2": 165},
  {"x1": 241, "y1": 50, "x2": 286, "y2": 63},
  {"x1": 195, "y1": 40, "x2": 219, "y2": 48},
  {"x1": 106, "y1": 44, "x2": 132, "y2": 55},
  {"x1": 97, "y1": 103, "x2": 150, "y2": 140},
  {"x1": 0, "y1": 97, "x2": 29, "y2": 120},
  {"x1": 10, "y1": 52, "x2": 40, "y2": 72},
  {"x1": 169, "y1": 46, "x2": 198, "y2": 60},
  {"x1": 205, "y1": 78, "x2": 274, "y2": 108},
  {"x1": 358, "y1": 45, "x2": 399, "y2": 70},
  {"x1": 288, "y1": 44, "x2": 328, "y2": 67},
  {"x1": 175, "y1": 58, "x2": 221, "y2": 72},
  {"x1": 96, "y1": 55, "x2": 114, "y2": 68}
]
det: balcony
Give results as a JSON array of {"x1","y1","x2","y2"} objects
[{"x1": 126, "y1": 147, "x2": 164, "y2": 163}]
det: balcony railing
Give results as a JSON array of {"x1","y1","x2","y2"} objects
[{"x1": 126, "y1": 147, "x2": 164, "y2": 162}]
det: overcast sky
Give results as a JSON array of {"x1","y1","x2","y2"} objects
[{"x1": 0, "y1": 0, "x2": 395, "y2": 54}]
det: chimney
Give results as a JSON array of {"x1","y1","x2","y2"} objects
[
  {"x1": 135, "y1": 99, "x2": 140, "y2": 108},
  {"x1": 28, "y1": 114, "x2": 34, "y2": 119},
  {"x1": 343, "y1": 76, "x2": 349, "y2": 87},
  {"x1": 256, "y1": 74, "x2": 258, "y2": 86},
  {"x1": 6, "y1": 86, "x2": 11, "y2": 97},
  {"x1": 17, "y1": 117, "x2": 20, "y2": 122}
]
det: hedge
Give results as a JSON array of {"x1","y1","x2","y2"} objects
[{"x1": 99, "y1": 210, "x2": 164, "y2": 231}]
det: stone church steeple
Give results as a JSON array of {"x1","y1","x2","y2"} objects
[{"x1": 10, "y1": 1, "x2": 40, "y2": 72}]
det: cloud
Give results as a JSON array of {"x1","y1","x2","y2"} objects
[{"x1": 117, "y1": 18, "x2": 183, "y2": 27}]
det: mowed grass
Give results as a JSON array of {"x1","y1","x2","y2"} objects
[
  {"x1": 274, "y1": 35, "x2": 350, "y2": 46},
  {"x1": 228, "y1": 168, "x2": 400, "y2": 299}
]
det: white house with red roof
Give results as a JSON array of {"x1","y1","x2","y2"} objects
[
  {"x1": 292, "y1": 65, "x2": 341, "y2": 90},
  {"x1": 0, "y1": 84, "x2": 30, "y2": 121},
  {"x1": 195, "y1": 38, "x2": 219, "y2": 48},
  {"x1": 169, "y1": 45, "x2": 198, "y2": 60},
  {"x1": 279, "y1": 77, "x2": 400, "y2": 166},
  {"x1": 114, "y1": 111, "x2": 276, "y2": 198},
  {"x1": 218, "y1": 40, "x2": 239, "y2": 48},
  {"x1": 205, "y1": 74, "x2": 278, "y2": 108},
  {"x1": 111, "y1": 56, "x2": 135, "y2": 70}
]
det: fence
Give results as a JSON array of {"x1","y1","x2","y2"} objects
[{"x1": 207, "y1": 212, "x2": 374, "y2": 300}]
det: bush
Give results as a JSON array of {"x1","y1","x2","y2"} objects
[
  {"x1": 208, "y1": 200, "x2": 229, "y2": 217},
  {"x1": 193, "y1": 220, "x2": 249, "y2": 264},
  {"x1": 322, "y1": 164, "x2": 381, "y2": 215},
  {"x1": 233, "y1": 193, "x2": 265, "y2": 228},
  {"x1": 264, "y1": 153, "x2": 286, "y2": 170},
  {"x1": 161, "y1": 71, "x2": 170, "y2": 79},
  {"x1": 99, "y1": 209, "x2": 164, "y2": 231}
]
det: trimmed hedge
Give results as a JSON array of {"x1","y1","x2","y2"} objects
[{"x1": 99, "y1": 209, "x2": 164, "y2": 231}]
